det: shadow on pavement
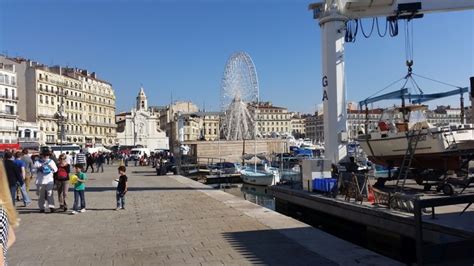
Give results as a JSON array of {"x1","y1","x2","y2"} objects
[{"x1": 221, "y1": 228, "x2": 337, "y2": 266}]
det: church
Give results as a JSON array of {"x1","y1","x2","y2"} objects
[{"x1": 116, "y1": 87, "x2": 169, "y2": 151}]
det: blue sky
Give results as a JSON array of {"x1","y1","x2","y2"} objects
[{"x1": 0, "y1": 0, "x2": 473, "y2": 113}]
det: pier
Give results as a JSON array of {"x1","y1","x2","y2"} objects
[{"x1": 10, "y1": 165, "x2": 400, "y2": 266}]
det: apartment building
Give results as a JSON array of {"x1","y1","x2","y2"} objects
[
  {"x1": 290, "y1": 112, "x2": 306, "y2": 138},
  {"x1": 0, "y1": 56, "x2": 116, "y2": 147},
  {"x1": 251, "y1": 101, "x2": 291, "y2": 137},
  {"x1": 0, "y1": 63, "x2": 19, "y2": 149}
]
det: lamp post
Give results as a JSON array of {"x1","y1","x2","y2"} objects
[{"x1": 57, "y1": 89, "x2": 66, "y2": 155}]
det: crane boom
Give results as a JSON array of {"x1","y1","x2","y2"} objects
[
  {"x1": 309, "y1": 0, "x2": 474, "y2": 164},
  {"x1": 411, "y1": 87, "x2": 468, "y2": 104},
  {"x1": 310, "y1": 0, "x2": 474, "y2": 20}
]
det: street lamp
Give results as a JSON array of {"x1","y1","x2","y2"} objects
[{"x1": 57, "y1": 90, "x2": 66, "y2": 154}]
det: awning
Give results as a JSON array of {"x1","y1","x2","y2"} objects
[
  {"x1": 0, "y1": 143, "x2": 21, "y2": 151},
  {"x1": 20, "y1": 142, "x2": 40, "y2": 150}
]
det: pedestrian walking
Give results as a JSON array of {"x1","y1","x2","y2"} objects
[
  {"x1": 97, "y1": 153, "x2": 105, "y2": 173},
  {"x1": 34, "y1": 151, "x2": 58, "y2": 213},
  {"x1": 13, "y1": 152, "x2": 31, "y2": 207},
  {"x1": 85, "y1": 154, "x2": 94, "y2": 173},
  {"x1": 4, "y1": 152, "x2": 23, "y2": 206},
  {"x1": 20, "y1": 149, "x2": 34, "y2": 192},
  {"x1": 56, "y1": 155, "x2": 70, "y2": 212},
  {"x1": 71, "y1": 164, "x2": 87, "y2": 215},
  {"x1": 0, "y1": 160, "x2": 20, "y2": 265},
  {"x1": 115, "y1": 166, "x2": 128, "y2": 210}
]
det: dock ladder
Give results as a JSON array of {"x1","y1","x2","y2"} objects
[{"x1": 396, "y1": 128, "x2": 423, "y2": 190}]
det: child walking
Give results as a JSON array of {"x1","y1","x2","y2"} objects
[
  {"x1": 116, "y1": 166, "x2": 128, "y2": 210},
  {"x1": 71, "y1": 164, "x2": 87, "y2": 215}
]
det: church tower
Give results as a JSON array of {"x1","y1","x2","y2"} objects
[{"x1": 136, "y1": 86, "x2": 148, "y2": 111}]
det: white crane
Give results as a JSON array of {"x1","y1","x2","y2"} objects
[{"x1": 309, "y1": 0, "x2": 474, "y2": 163}]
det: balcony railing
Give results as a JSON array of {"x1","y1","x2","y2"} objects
[
  {"x1": 0, "y1": 126, "x2": 16, "y2": 131},
  {"x1": 38, "y1": 113, "x2": 56, "y2": 119},
  {"x1": 0, "y1": 80, "x2": 16, "y2": 87},
  {"x1": 0, "y1": 111, "x2": 18, "y2": 116},
  {"x1": 0, "y1": 95, "x2": 19, "y2": 101},
  {"x1": 19, "y1": 137, "x2": 39, "y2": 142}
]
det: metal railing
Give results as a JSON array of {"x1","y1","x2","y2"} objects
[
  {"x1": 0, "y1": 126, "x2": 16, "y2": 131},
  {"x1": 0, "y1": 111, "x2": 18, "y2": 116},
  {"x1": 414, "y1": 194, "x2": 474, "y2": 265},
  {"x1": 0, "y1": 95, "x2": 19, "y2": 101},
  {"x1": 19, "y1": 137, "x2": 39, "y2": 142}
]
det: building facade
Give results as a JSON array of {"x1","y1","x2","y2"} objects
[
  {"x1": 116, "y1": 88, "x2": 168, "y2": 151},
  {"x1": 290, "y1": 112, "x2": 306, "y2": 138},
  {"x1": 0, "y1": 63, "x2": 19, "y2": 149},
  {"x1": 17, "y1": 121, "x2": 40, "y2": 150},
  {"x1": 158, "y1": 101, "x2": 199, "y2": 149},
  {"x1": 251, "y1": 101, "x2": 291, "y2": 138},
  {"x1": 0, "y1": 56, "x2": 117, "y2": 147},
  {"x1": 426, "y1": 106, "x2": 463, "y2": 126}
]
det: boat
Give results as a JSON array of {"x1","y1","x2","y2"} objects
[
  {"x1": 357, "y1": 105, "x2": 474, "y2": 171},
  {"x1": 240, "y1": 160, "x2": 281, "y2": 186}
]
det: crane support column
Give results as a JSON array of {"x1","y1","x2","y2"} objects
[{"x1": 315, "y1": 3, "x2": 348, "y2": 163}]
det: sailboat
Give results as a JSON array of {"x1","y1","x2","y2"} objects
[
  {"x1": 240, "y1": 153, "x2": 280, "y2": 186},
  {"x1": 240, "y1": 102, "x2": 280, "y2": 186}
]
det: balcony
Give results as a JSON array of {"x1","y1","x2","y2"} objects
[
  {"x1": 19, "y1": 137, "x2": 39, "y2": 142},
  {"x1": 0, "y1": 95, "x2": 19, "y2": 101},
  {"x1": 38, "y1": 113, "x2": 56, "y2": 119},
  {"x1": 0, "y1": 126, "x2": 16, "y2": 132},
  {"x1": 0, "y1": 111, "x2": 18, "y2": 117},
  {"x1": 0, "y1": 80, "x2": 16, "y2": 87},
  {"x1": 66, "y1": 130, "x2": 83, "y2": 135}
]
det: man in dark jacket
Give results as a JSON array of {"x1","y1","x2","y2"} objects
[{"x1": 5, "y1": 152, "x2": 23, "y2": 204}]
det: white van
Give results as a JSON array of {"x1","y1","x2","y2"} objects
[{"x1": 130, "y1": 148, "x2": 151, "y2": 160}]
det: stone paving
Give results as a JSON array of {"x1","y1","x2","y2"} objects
[{"x1": 9, "y1": 165, "x2": 401, "y2": 266}]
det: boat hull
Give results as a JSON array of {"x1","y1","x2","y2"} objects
[
  {"x1": 241, "y1": 170, "x2": 278, "y2": 186},
  {"x1": 358, "y1": 128, "x2": 474, "y2": 170}
]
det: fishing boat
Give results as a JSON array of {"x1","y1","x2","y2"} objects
[{"x1": 357, "y1": 105, "x2": 474, "y2": 171}]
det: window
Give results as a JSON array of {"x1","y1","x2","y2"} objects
[
  {"x1": 4, "y1": 88, "x2": 7, "y2": 98},
  {"x1": 11, "y1": 76, "x2": 16, "y2": 86},
  {"x1": 45, "y1": 96, "x2": 49, "y2": 104},
  {"x1": 39, "y1": 95, "x2": 43, "y2": 103},
  {"x1": 6, "y1": 105, "x2": 14, "y2": 115}
]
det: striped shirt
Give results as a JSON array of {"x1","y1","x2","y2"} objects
[
  {"x1": 76, "y1": 152, "x2": 86, "y2": 164},
  {"x1": 0, "y1": 206, "x2": 9, "y2": 265}
]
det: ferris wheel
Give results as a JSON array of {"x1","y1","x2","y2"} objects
[{"x1": 220, "y1": 51, "x2": 259, "y2": 110}]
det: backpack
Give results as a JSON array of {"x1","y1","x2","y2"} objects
[
  {"x1": 39, "y1": 159, "x2": 52, "y2": 175},
  {"x1": 57, "y1": 166, "x2": 68, "y2": 179}
]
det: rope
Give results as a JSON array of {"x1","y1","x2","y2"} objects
[
  {"x1": 376, "y1": 17, "x2": 388, "y2": 37},
  {"x1": 365, "y1": 77, "x2": 407, "y2": 100},
  {"x1": 360, "y1": 18, "x2": 375, "y2": 38},
  {"x1": 412, "y1": 73, "x2": 464, "y2": 89}
]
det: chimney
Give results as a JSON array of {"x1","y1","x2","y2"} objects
[{"x1": 91, "y1": 72, "x2": 96, "y2": 79}]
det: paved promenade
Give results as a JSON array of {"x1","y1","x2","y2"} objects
[{"x1": 10, "y1": 165, "x2": 401, "y2": 266}]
